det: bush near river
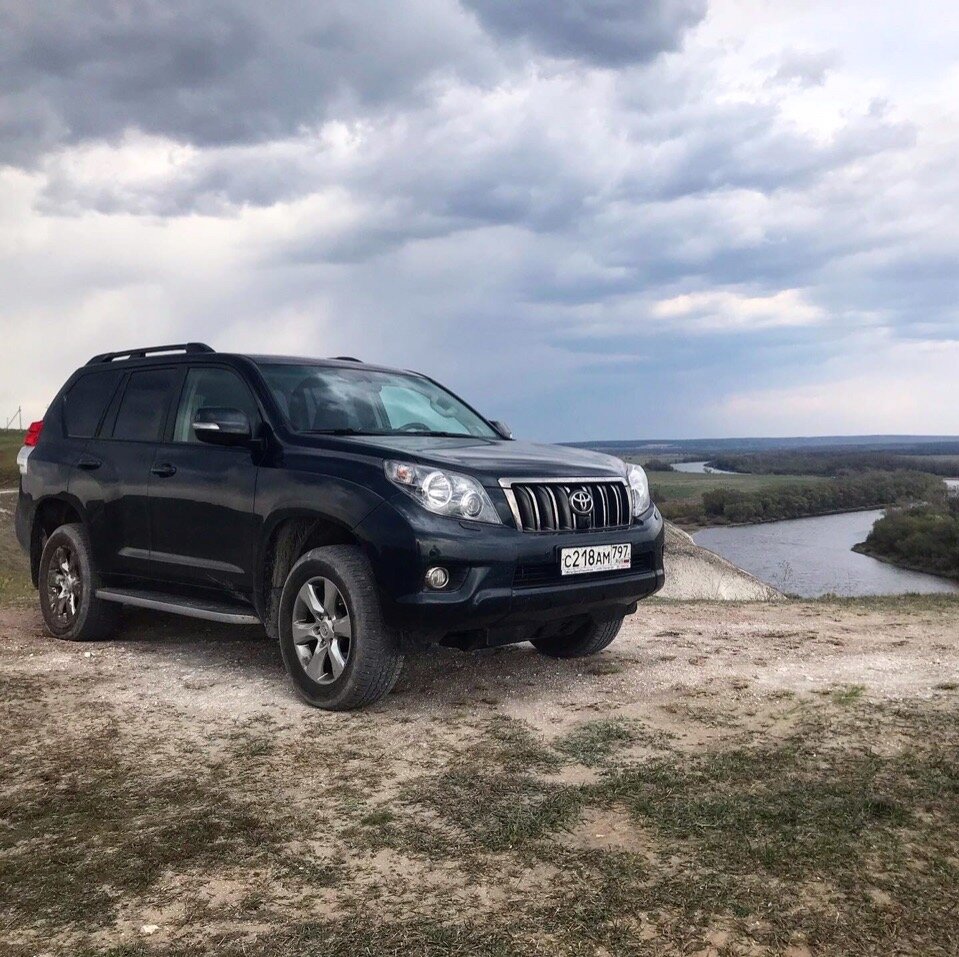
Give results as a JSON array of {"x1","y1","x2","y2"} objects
[
  {"x1": 856, "y1": 500, "x2": 959, "y2": 580},
  {"x1": 711, "y1": 449, "x2": 959, "y2": 478},
  {"x1": 658, "y1": 470, "x2": 945, "y2": 527}
]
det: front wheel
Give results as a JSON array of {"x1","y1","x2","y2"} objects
[
  {"x1": 277, "y1": 545, "x2": 404, "y2": 710},
  {"x1": 531, "y1": 615, "x2": 625, "y2": 659}
]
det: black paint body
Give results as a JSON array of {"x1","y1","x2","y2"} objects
[{"x1": 17, "y1": 353, "x2": 665, "y2": 645}]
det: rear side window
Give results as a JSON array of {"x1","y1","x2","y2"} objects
[
  {"x1": 64, "y1": 371, "x2": 121, "y2": 438},
  {"x1": 112, "y1": 368, "x2": 178, "y2": 442}
]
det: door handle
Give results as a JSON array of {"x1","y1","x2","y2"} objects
[
  {"x1": 76, "y1": 455, "x2": 102, "y2": 471},
  {"x1": 151, "y1": 463, "x2": 177, "y2": 478}
]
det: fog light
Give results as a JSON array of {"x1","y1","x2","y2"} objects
[{"x1": 425, "y1": 566, "x2": 450, "y2": 590}]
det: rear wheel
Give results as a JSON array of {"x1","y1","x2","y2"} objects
[
  {"x1": 38, "y1": 523, "x2": 120, "y2": 642},
  {"x1": 531, "y1": 614, "x2": 625, "y2": 659},
  {"x1": 277, "y1": 545, "x2": 404, "y2": 710}
]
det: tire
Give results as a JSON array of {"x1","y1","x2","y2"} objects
[
  {"x1": 277, "y1": 545, "x2": 404, "y2": 710},
  {"x1": 38, "y1": 523, "x2": 120, "y2": 642},
  {"x1": 531, "y1": 614, "x2": 625, "y2": 659}
]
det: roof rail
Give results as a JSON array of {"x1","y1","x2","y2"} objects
[
  {"x1": 331, "y1": 355, "x2": 362, "y2": 362},
  {"x1": 86, "y1": 343, "x2": 215, "y2": 365}
]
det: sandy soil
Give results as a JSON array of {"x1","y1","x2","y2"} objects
[{"x1": 1, "y1": 595, "x2": 954, "y2": 740}]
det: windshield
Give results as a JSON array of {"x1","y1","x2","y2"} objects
[{"x1": 257, "y1": 363, "x2": 498, "y2": 438}]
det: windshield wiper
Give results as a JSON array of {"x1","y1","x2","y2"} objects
[
  {"x1": 303, "y1": 428, "x2": 380, "y2": 436},
  {"x1": 395, "y1": 431, "x2": 474, "y2": 438}
]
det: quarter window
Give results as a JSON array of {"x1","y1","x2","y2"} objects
[
  {"x1": 112, "y1": 369, "x2": 178, "y2": 442},
  {"x1": 173, "y1": 367, "x2": 259, "y2": 443},
  {"x1": 64, "y1": 371, "x2": 121, "y2": 438}
]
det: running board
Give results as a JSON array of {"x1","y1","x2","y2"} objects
[{"x1": 96, "y1": 588, "x2": 261, "y2": 625}]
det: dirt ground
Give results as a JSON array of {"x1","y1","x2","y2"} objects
[{"x1": 2, "y1": 594, "x2": 958, "y2": 956}]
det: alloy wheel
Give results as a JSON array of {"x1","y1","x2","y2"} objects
[
  {"x1": 291, "y1": 576, "x2": 352, "y2": 684},
  {"x1": 47, "y1": 544, "x2": 81, "y2": 624}
]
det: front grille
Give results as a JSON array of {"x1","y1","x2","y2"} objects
[
  {"x1": 503, "y1": 479, "x2": 631, "y2": 532},
  {"x1": 514, "y1": 551, "x2": 654, "y2": 588}
]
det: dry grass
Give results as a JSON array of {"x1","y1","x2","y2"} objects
[{"x1": 2, "y1": 660, "x2": 958, "y2": 956}]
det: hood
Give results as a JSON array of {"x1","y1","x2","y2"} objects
[{"x1": 319, "y1": 434, "x2": 626, "y2": 484}]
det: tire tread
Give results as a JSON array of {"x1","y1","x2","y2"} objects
[{"x1": 531, "y1": 615, "x2": 624, "y2": 659}]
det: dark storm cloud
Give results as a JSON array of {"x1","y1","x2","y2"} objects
[
  {"x1": 461, "y1": 0, "x2": 707, "y2": 65},
  {"x1": 0, "y1": 0, "x2": 489, "y2": 164},
  {"x1": 3, "y1": 0, "x2": 957, "y2": 438}
]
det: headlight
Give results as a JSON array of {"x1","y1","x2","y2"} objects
[
  {"x1": 385, "y1": 460, "x2": 502, "y2": 524},
  {"x1": 626, "y1": 463, "x2": 651, "y2": 517}
]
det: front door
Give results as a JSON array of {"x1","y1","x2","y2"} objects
[{"x1": 148, "y1": 365, "x2": 260, "y2": 594}]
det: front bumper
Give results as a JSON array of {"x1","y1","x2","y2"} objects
[{"x1": 355, "y1": 495, "x2": 665, "y2": 644}]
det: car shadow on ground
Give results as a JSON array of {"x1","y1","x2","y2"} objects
[{"x1": 99, "y1": 608, "x2": 611, "y2": 713}]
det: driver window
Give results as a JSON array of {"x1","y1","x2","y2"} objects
[{"x1": 173, "y1": 367, "x2": 259, "y2": 443}]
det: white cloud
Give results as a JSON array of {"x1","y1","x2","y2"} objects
[{"x1": 651, "y1": 288, "x2": 823, "y2": 330}]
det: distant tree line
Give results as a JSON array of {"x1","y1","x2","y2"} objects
[
  {"x1": 857, "y1": 500, "x2": 959, "y2": 580},
  {"x1": 657, "y1": 471, "x2": 944, "y2": 526},
  {"x1": 642, "y1": 458, "x2": 675, "y2": 472},
  {"x1": 710, "y1": 450, "x2": 959, "y2": 478}
]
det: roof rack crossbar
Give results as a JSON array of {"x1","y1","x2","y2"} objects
[
  {"x1": 87, "y1": 343, "x2": 215, "y2": 365},
  {"x1": 330, "y1": 355, "x2": 362, "y2": 362}
]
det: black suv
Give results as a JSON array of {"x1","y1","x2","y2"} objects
[{"x1": 16, "y1": 343, "x2": 665, "y2": 709}]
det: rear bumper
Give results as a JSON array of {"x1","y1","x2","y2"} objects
[{"x1": 355, "y1": 496, "x2": 665, "y2": 644}]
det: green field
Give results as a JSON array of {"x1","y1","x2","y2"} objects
[
  {"x1": 0, "y1": 430, "x2": 24, "y2": 488},
  {"x1": 648, "y1": 469, "x2": 829, "y2": 506},
  {"x1": 0, "y1": 432, "x2": 29, "y2": 600}
]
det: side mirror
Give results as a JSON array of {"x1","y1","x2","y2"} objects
[
  {"x1": 491, "y1": 420, "x2": 513, "y2": 439},
  {"x1": 193, "y1": 407, "x2": 252, "y2": 446}
]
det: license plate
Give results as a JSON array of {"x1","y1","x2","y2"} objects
[{"x1": 560, "y1": 543, "x2": 631, "y2": 576}]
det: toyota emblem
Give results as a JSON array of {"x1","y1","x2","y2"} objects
[{"x1": 569, "y1": 489, "x2": 593, "y2": 515}]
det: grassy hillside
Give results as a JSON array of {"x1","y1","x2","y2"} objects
[{"x1": 0, "y1": 431, "x2": 24, "y2": 488}]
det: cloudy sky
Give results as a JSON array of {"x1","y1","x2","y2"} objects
[{"x1": 1, "y1": 0, "x2": 958, "y2": 441}]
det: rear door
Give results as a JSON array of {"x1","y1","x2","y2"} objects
[
  {"x1": 72, "y1": 366, "x2": 179, "y2": 580},
  {"x1": 148, "y1": 365, "x2": 261, "y2": 593}
]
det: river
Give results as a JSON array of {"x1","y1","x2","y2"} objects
[{"x1": 693, "y1": 509, "x2": 959, "y2": 597}]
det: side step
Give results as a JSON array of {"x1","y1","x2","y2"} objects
[{"x1": 96, "y1": 588, "x2": 261, "y2": 625}]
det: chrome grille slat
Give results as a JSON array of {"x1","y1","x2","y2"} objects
[
  {"x1": 500, "y1": 478, "x2": 632, "y2": 533},
  {"x1": 597, "y1": 484, "x2": 609, "y2": 527}
]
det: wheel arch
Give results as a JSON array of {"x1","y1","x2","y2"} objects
[
  {"x1": 256, "y1": 510, "x2": 364, "y2": 639},
  {"x1": 29, "y1": 494, "x2": 86, "y2": 587}
]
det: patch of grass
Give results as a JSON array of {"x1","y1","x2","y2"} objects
[
  {"x1": 0, "y1": 724, "x2": 286, "y2": 928},
  {"x1": 407, "y1": 764, "x2": 585, "y2": 853},
  {"x1": 235, "y1": 914, "x2": 529, "y2": 957},
  {"x1": 831, "y1": 683, "x2": 867, "y2": 705},
  {"x1": 555, "y1": 718, "x2": 637, "y2": 766},
  {"x1": 484, "y1": 715, "x2": 562, "y2": 772},
  {"x1": 393, "y1": 702, "x2": 959, "y2": 953}
]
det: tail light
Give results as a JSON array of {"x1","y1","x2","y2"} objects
[{"x1": 24, "y1": 420, "x2": 44, "y2": 447}]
